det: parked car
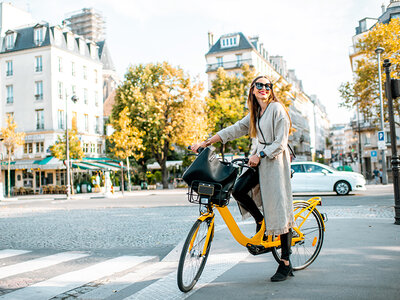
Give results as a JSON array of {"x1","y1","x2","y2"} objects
[{"x1": 291, "y1": 161, "x2": 366, "y2": 195}]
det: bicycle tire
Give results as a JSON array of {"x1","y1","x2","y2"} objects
[
  {"x1": 177, "y1": 217, "x2": 214, "y2": 292},
  {"x1": 272, "y1": 202, "x2": 324, "y2": 270}
]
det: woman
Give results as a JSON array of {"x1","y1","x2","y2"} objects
[{"x1": 191, "y1": 75, "x2": 294, "y2": 282}]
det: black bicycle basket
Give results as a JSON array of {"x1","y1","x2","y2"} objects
[{"x1": 183, "y1": 148, "x2": 238, "y2": 206}]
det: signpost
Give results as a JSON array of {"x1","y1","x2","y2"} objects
[
  {"x1": 377, "y1": 131, "x2": 387, "y2": 150},
  {"x1": 371, "y1": 150, "x2": 378, "y2": 163}
]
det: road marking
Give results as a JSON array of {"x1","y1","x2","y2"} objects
[
  {"x1": 78, "y1": 260, "x2": 175, "y2": 300},
  {"x1": 0, "y1": 249, "x2": 31, "y2": 260},
  {"x1": 125, "y1": 252, "x2": 249, "y2": 300},
  {"x1": 0, "y1": 256, "x2": 153, "y2": 300},
  {"x1": 0, "y1": 251, "x2": 88, "y2": 280}
]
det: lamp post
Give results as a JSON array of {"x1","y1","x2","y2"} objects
[
  {"x1": 65, "y1": 92, "x2": 78, "y2": 200},
  {"x1": 375, "y1": 47, "x2": 388, "y2": 185},
  {"x1": 383, "y1": 59, "x2": 400, "y2": 225}
]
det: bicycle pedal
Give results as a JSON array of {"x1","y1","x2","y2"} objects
[{"x1": 246, "y1": 243, "x2": 272, "y2": 256}]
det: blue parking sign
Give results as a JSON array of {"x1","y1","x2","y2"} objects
[
  {"x1": 371, "y1": 150, "x2": 377, "y2": 157},
  {"x1": 378, "y1": 131, "x2": 385, "y2": 141}
]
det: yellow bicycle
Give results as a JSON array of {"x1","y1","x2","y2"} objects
[{"x1": 177, "y1": 155, "x2": 327, "y2": 292}]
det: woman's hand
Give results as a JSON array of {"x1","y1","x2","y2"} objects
[
  {"x1": 248, "y1": 154, "x2": 260, "y2": 167},
  {"x1": 191, "y1": 141, "x2": 208, "y2": 153}
]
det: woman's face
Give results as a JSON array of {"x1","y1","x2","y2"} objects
[{"x1": 252, "y1": 77, "x2": 272, "y2": 103}]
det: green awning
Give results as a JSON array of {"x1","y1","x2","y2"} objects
[{"x1": 33, "y1": 156, "x2": 53, "y2": 165}]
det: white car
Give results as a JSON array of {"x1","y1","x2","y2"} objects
[{"x1": 291, "y1": 161, "x2": 366, "y2": 195}]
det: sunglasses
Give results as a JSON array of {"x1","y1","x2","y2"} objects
[{"x1": 254, "y1": 82, "x2": 273, "y2": 91}]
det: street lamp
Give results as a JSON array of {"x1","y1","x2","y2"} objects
[
  {"x1": 65, "y1": 93, "x2": 78, "y2": 200},
  {"x1": 375, "y1": 47, "x2": 388, "y2": 185}
]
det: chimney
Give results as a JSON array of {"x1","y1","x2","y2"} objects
[
  {"x1": 208, "y1": 31, "x2": 214, "y2": 49},
  {"x1": 381, "y1": 3, "x2": 386, "y2": 14}
]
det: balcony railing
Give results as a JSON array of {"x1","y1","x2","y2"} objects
[
  {"x1": 206, "y1": 59, "x2": 253, "y2": 72},
  {"x1": 6, "y1": 70, "x2": 13, "y2": 76},
  {"x1": 350, "y1": 120, "x2": 379, "y2": 131}
]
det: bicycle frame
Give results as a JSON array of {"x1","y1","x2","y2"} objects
[{"x1": 189, "y1": 196, "x2": 324, "y2": 255}]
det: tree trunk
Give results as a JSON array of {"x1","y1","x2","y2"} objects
[
  {"x1": 126, "y1": 157, "x2": 132, "y2": 192},
  {"x1": 7, "y1": 151, "x2": 11, "y2": 198},
  {"x1": 161, "y1": 160, "x2": 168, "y2": 189}
]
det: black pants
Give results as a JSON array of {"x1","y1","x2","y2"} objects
[{"x1": 232, "y1": 167, "x2": 292, "y2": 260}]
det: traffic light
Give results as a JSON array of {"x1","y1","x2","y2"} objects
[{"x1": 392, "y1": 79, "x2": 400, "y2": 99}]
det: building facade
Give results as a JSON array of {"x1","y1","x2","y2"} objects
[
  {"x1": 205, "y1": 32, "x2": 330, "y2": 160},
  {"x1": 347, "y1": 0, "x2": 400, "y2": 180},
  {"x1": 0, "y1": 21, "x2": 105, "y2": 194}
]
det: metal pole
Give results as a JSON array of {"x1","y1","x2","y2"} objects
[
  {"x1": 357, "y1": 103, "x2": 363, "y2": 175},
  {"x1": 383, "y1": 59, "x2": 400, "y2": 225},
  {"x1": 65, "y1": 91, "x2": 71, "y2": 200},
  {"x1": 120, "y1": 161, "x2": 124, "y2": 195},
  {"x1": 376, "y1": 47, "x2": 388, "y2": 184}
]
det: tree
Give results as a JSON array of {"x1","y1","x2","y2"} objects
[
  {"x1": 112, "y1": 62, "x2": 208, "y2": 188},
  {"x1": 49, "y1": 128, "x2": 84, "y2": 194},
  {"x1": 0, "y1": 115, "x2": 25, "y2": 197},
  {"x1": 339, "y1": 18, "x2": 400, "y2": 122},
  {"x1": 108, "y1": 106, "x2": 144, "y2": 191},
  {"x1": 206, "y1": 65, "x2": 255, "y2": 158}
]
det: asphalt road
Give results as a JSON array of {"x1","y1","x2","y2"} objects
[{"x1": 0, "y1": 184, "x2": 396, "y2": 299}]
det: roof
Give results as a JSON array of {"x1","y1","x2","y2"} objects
[
  {"x1": 97, "y1": 40, "x2": 116, "y2": 71},
  {"x1": 0, "y1": 23, "x2": 101, "y2": 62},
  {"x1": 206, "y1": 32, "x2": 255, "y2": 55}
]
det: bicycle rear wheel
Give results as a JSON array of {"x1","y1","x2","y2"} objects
[
  {"x1": 177, "y1": 217, "x2": 214, "y2": 292},
  {"x1": 272, "y1": 202, "x2": 324, "y2": 270}
]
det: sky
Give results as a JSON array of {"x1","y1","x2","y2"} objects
[{"x1": 9, "y1": 0, "x2": 386, "y2": 124}]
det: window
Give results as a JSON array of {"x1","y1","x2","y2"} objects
[
  {"x1": 84, "y1": 88, "x2": 88, "y2": 104},
  {"x1": 35, "y1": 81, "x2": 43, "y2": 100},
  {"x1": 35, "y1": 109, "x2": 44, "y2": 129},
  {"x1": 83, "y1": 143, "x2": 89, "y2": 153},
  {"x1": 35, "y1": 56, "x2": 42, "y2": 72},
  {"x1": 84, "y1": 114, "x2": 89, "y2": 132},
  {"x1": 97, "y1": 143, "x2": 102, "y2": 154},
  {"x1": 47, "y1": 173, "x2": 53, "y2": 184},
  {"x1": 6, "y1": 85, "x2": 13, "y2": 103},
  {"x1": 220, "y1": 35, "x2": 240, "y2": 48},
  {"x1": 6, "y1": 33, "x2": 14, "y2": 49},
  {"x1": 83, "y1": 66, "x2": 87, "y2": 79},
  {"x1": 94, "y1": 69, "x2": 98, "y2": 83},
  {"x1": 91, "y1": 143, "x2": 95, "y2": 153},
  {"x1": 34, "y1": 27, "x2": 44, "y2": 45},
  {"x1": 58, "y1": 82, "x2": 63, "y2": 99},
  {"x1": 58, "y1": 57, "x2": 63, "y2": 72},
  {"x1": 95, "y1": 91, "x2": 99, "y2": 106},
  {"x1": 72, "y1": 112, "x2": 77, "y2": 130},
  {"x1": 71, "y1": 62, "x2": 75, "y2": 76},
  {"x1": 36, "y1": 142, "x2": 44, "y2": 153},
  {"x1": 236, "y1": 54, "x2": 242, "y2": 66},
  {"x1": 23, "y1": 170, "x2": 34, "y2": 187},
  {"x1": 291, "y1": 164, "x2": 305, "y2": 173},
  {"x1": 95, "y1": 116, "x2": 100, "y2": 133},
  {"x1": 6, "y1": 112, "x2": 14, "y2": 120},
  {"x1": 304, "y1": 164, "x2": 325, "y2": 173},
  {"x1": 24, "y1": 143, "x2": 33, "y2": 154},
  {"x1": 58, "y1": 110, "x2": 64, "y2": 129},
  {"x1": 6, "y1": 61, "x2": 13, "y2": 76},
  {"x1": 217, "y1": 57, "x2": 223, "y2": 67}
]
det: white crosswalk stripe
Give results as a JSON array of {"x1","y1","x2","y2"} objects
[
  {"x1": 126, "y1": 252, "x2": 249, "y2": 300},
  {"x1": 0, "y1": 249, "x2": 247, "y2": 299},
  {"x1": 0, "y1": 255, "x2": 156, "y2": 300},
  {"x1": 0, "y1": 251, "x2": 89, "y2": 280},
  {"x1": 0, "y1": 249, "x2": 31, "y2": 260}
]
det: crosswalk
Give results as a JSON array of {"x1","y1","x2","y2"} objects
[{"x1": 0, "y1": 248, "x2": 249, "y2": 299}]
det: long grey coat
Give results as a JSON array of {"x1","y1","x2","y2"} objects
[{"x1": 217, "y1": 102, "x2": 294, "y2": 236}]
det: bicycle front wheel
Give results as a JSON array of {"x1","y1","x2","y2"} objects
[
  {"x1": 272, "y1": 202, "x2": 324, "y2": 270},
  {"x1": 177, "y1": 217, "x2": 214, "y2": 292}
]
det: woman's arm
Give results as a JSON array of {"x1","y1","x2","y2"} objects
[{"x1": 216, "y1": 114, "x2": 250, "y2": 144}]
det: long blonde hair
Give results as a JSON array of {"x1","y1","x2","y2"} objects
[{"x1": 247, "y1": 75, "x2": 292, "y2": 138}]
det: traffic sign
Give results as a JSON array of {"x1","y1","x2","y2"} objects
[
  {"x1": 371, "y1": 150, "x2": 377, "y2": 157},
  {"x1": 377, "y1": 131, "x2": 387, "y2": 150}
]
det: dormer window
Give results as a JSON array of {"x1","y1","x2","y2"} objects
[
  {"x1": 221, "y1": 34, "x2": 240, "y2": 48},
  {"x1": 34, "y1": 27, "x2": 44, "y2": 46},
  {"x1": 5, "y1": 32, "x2": 15, "y2": 49}
]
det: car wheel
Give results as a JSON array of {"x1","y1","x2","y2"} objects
[{"x1": 334, "y1": 180, "x2": 351, "y2": 195}]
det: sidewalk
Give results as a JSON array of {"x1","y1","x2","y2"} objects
[{"x1": 188, "y1": 217, "x2": 400, "y2": 300}]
